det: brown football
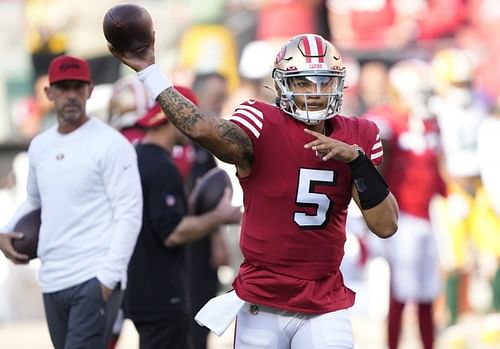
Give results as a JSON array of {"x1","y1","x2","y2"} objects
[
  {"x1": 103, "y1": 4, "x2": 153, "y2": 53},
  {"x1": 12, "y1": 209, "x2": 41, "y2": 260},
  {"x1": 190, "y1": 168, "x2": 233, "y2": 215}
]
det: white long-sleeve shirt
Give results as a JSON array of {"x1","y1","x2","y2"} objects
[{"x1": 1, "y1": 117, "x2": 143, "y2": 293}]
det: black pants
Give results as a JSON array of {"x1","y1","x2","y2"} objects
[
  {"x1": 188, "y1": 237, "x2": 218, "y2": 349},
  {"x1": 133, "y1": 312, "x2": 193, "y2": 349},
  {"x1": 43, "y1": 278, "x2": 123, "y2": 349}
]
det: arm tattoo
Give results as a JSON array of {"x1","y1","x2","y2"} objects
[
  {"x1": 157, "y1": 87, "x2": 253, "y2": 165},
  {"x1": 157, "y1": 88, "x2": 204, "y2": 133},
  {"x1": 216, "y1": 122, "x2": 252, "y2": 153},
  {"x1": 214, "y1": 121, "x2": 253, "y2": 164}
]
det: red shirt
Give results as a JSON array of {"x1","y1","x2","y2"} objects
[
  {"x1": 229, "y1": 100, "x2": 382, "y2": 314},
  {"x1": 365, "y1": 106, "x2": 446, "y2": 218}
]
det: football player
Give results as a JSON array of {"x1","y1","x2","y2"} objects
[
  {"x1": 429, "y1": 48, "x2": 488, "y2": 330},
  {"x1": 364, "y1": 59, "x2": 446, "y2": 349},
  {"x1": 109, "y1": 34, "x2": 399, "y2": 349}
]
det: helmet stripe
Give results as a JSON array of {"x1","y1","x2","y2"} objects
[
  {"x1": 314, "y1": 36, "x2": 324, "y2": 63},
  {"x1": 302, "y1": 36, "x2": 312, "y2": 63},
  {"x1": 302, "y1": 34, "x2": 325, "y2": 64}
]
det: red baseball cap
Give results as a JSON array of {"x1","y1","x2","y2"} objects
[
  {"x1": 48, "y1": 55, "x2": 91, "y2": 84},
  {"x1": 136, "y1": 86, "x2": 199, "y2": 128}
]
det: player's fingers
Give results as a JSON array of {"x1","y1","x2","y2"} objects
[
  {"x1": 2, "y1": 233, "x2": 30, "y2": 261},
  {"x1": 304, "y1": 139, "x2": 323, "y2": 149},
  {"x1": 312, "y1": 143, "x2": 331, "y2": 151},
  {"x1": 317, "y1": 147, "x2": 340, "y2": 161},
  {"x1": 10, "y1": 232, "x2": 24, "y2": 240},
  {"x1": 321, "y1": 151, "x2": 336, "y2": 161},
  {"x1": 303, "y1": 128, "x2": 323, "y2": 138},
  {"x1": 5, "y1": 247, "x2": 29, "y2": 263},
  {"x1": 304, "y1": 128, "x2": 335, "y2": 141},
  {"x1": 11, "y1": 256, "x2": 30, "y2": 265}
]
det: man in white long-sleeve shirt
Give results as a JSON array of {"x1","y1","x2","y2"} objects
[{"x1": 0, "y1": 55, "x2": 143, "y2": 349}]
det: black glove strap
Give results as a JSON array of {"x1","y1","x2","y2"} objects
[{"x1": 348, "y1": 151, "x2": 389, "y2": 210}]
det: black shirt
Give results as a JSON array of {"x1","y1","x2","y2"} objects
[{"x1": 125, "y1": 143, "x2": 189, "y2": 322}]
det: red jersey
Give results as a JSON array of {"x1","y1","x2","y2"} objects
[
  {"x1": 229, "y1": 100, "x2": 382, "y2": 314},
  {"x1": 365, "y1": 106, "x2": 446, "y2": 218}
]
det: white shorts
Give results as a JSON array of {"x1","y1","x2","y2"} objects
[
  {"x1": 384, "y1": 212, "x2": 442, "y2": 302},
  {"x1": 234, "y1": 303, "x2": 354, "y2": 349}
]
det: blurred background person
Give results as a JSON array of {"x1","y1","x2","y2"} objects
[
  {"x1": 182, "y1": 72, "x2": 232, "y2": 349},
  {"x1": 364, "y1": 59, "x2": 446, "y2": 349},
  {"x1": 470, "y1": 98, "x2": 500, "y2": 345},
  {"x1": 228, "y1": 39, "x2": 276, "y2": 113},
  {"x1": 356, "y1": 61, "x2": 389, "y2": 115},
  {"x1": 10, "y1": 74, "x2": 55, "y2": 141},
  {"x1": 428, "y1": 47, "x2": 488, "y2": 332},
  {"x1": 124, "y1": 87, "x2": 241, "y2": 349},
  {"x1": 107, "y1": 74, "x2": 154, "y2": 144},
  {"x1": 105, "y1": 73, "x2": 154, "y2": 349},
  {"x1": 0, "y1": 54, "x2": 142, "y2": 349}
]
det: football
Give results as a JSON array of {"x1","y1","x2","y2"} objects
[
  {"x1": 12, "y1": 209, "x2": 41, "y2": 260},
  {"x1": 190, "y1": 168, "x2": 233, "y2": 215},
  {"x1": 103, "y1": 4, "x2": 153, "y2": 53}
]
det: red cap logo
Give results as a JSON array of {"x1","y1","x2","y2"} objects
[{"x1": 48, "y1": 55, "x2": 91, "y2": 84}]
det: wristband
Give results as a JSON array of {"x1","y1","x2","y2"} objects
[
  {"x1": 137, "y1": 64, "x2": 173, "y2": 99},
  {"x1": 348, "y1": 151, "x2": 389, "y2": 210}
]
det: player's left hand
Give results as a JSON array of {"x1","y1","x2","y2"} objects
[{"x1": 304, "y1": 128, "x2": 359, "y2": 162}]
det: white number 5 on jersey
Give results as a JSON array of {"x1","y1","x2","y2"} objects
[{"x1": 294, "y1": 168, "x2": 335, "y2": 228}]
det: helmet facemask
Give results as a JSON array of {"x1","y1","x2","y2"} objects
[
  {"x1": 272, "y1": 34, "x2": 346, "y2": 125},
  {"x1": 273, "y1": 69, "x2": 345, "y2": 125}
]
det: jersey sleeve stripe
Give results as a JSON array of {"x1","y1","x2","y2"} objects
[
  {"x1": 370, "y1": 149, "x2": 383, "y2": 160},
  {"x1": 371, "y1": 140, "x2": 382, "y2": 151},
  {"x1": 233, "y1": 109, "x2": 263, "y2": 129},
  {"x1": 229, "y1": 116, "x2": 261, "y2": 138},
  {"x1": 236, "y1": 105, "x2": 264, "y2": 120}
]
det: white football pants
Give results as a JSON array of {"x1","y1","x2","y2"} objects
[
  {"x1": 234, "y1": 303, "x2": 354, "y2": 349},
  {"x1": 385, "y1": 212, "x2": 441, "y2": 301}
]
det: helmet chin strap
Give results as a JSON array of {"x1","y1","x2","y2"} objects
[{"x1": 295, "y1": 108, "x2": 327, "y2": 125}]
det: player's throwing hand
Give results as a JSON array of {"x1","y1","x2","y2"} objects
[{"x1": 107, "y1": 38, "x2": 155, "y2": 72}]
